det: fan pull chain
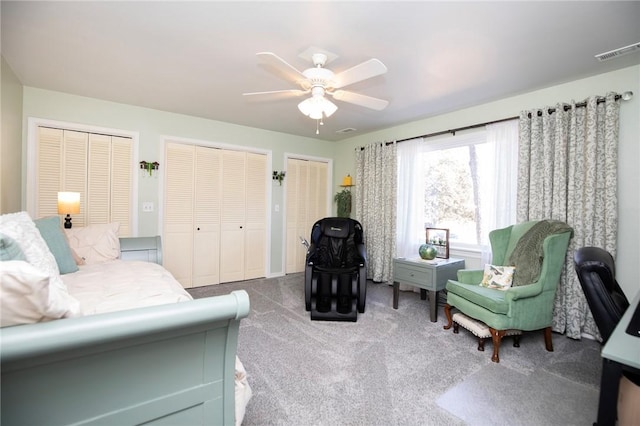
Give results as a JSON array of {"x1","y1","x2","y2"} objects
[{"x1": 316, "y1": 119, "x2": 320, "y2": 135}]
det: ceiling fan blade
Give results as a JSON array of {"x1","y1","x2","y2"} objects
[
  {"x1": 331, "y1": 90, "x2": 389, "y2": 111},
  {"x1": 332, "y1": 58, "x2": 387, "y2": 89},
  {"x1": 242, "y1": 89, "x2": 310, "y2": 96},
  {"x1": 242, "y1": 89, "x2": 310, "y2": 100},
  {"x1": 256, "y1": 52, "x2": 307, "y2": 86}
]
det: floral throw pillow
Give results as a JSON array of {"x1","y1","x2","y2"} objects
[{"x1": 479, "y1": 264, "x2": 516, "y2": 291}]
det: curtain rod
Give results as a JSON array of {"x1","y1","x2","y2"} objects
[
  {"x1": 528, "y1": 93, "x2": 625, "y2": 117},
  {"x1": 394, "y1": 115, "x2": 518, "y2": 144},
  {"x1": 391, "y1": 92, "x2": 630, "y2": 145}
]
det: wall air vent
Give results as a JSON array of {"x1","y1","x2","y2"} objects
[
  {"x1": 336, "y1": 128, "x2": 357, "y2": 134},
  {"x1": 595, "y1": 42, "x2": 640, "y2": 62}
]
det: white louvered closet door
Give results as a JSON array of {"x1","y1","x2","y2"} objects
[
  {"x1": 219, "y1": 150, "x2": 267, "y2": 283},
  {"x1": 36, "y1": 127, "x2": 65, "y2": 219},
  {"x1": 84, "y1": 133, "x2": 132, "y2": 234},
  {"x1": 285, "y1": 159, "x2": 305, "y2": 273},
  {"x1": 163, "y1": 142, "x2": 196, "y2": 287},
  {"x1": 110, "y1": 137, "x2": 133, "y2": 237},
  {"x1": 192, "y1": 146, "x2": 222, "y2": 286},
  {"x1": 87, "y1": 134, "x2": 111, "y2": 226},
  {"x1": 164, "y1": 144, "x2": 266, "y2": 287},
  {"x1": 61, "y1": 131, "x2": 89, "y2": 227},
  {"x1": 220, "y1": 150, "x2": 247, "y2": 283},
  {"x1": 36, "y1": 127, "x2": 130, "y2": 231},
  {"x1": 308, "y1": 160, "x2": 328, "y2": 231},
  {"x1": 295, "y1": 161, "x2": 310, "y2": 273},
  {"x1": 244, "y1": 152, "x2": 267, "y2": 280},
  {"x1": 37, "y1": 128, "x2": 88, "y2": 224},
  {"x1": 285, "y1": 158, "x2": 329, "y2": 273}
]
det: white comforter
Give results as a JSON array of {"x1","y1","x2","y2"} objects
[
  {"x1": 62, "y1": 260, "x2": 192, "y2": 315},
  {"x1": 61, "y1": 260, "x2": 252, "y2": 425}
]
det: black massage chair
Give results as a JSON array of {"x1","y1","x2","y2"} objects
[{"x1": 304, "y1": 217, "x2": 367, "y2": 321}]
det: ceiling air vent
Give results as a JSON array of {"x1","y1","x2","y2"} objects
[
  {"x1": 336, "y1": 128, "x2": 357, "y2": 134},
  {"x1": 595, "y1": 42, "x2": 640, "y2": 62}
]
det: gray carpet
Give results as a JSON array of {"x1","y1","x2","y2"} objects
[{"x1": 188, "y1": 274, "x2": 602, "y2": 426}]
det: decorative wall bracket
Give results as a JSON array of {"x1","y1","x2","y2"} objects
[
  {"x1": 140, "y1": 161, "x2": 160, "y2": 177},
  {"x1": 273, "y1": 171, "x2": 286, "y2": 185}
]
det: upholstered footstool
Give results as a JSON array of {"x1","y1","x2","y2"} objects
[{"x1": 451, "y1": 312, "x2": 522, "y2": 352}]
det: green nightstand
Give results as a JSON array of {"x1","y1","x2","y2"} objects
[{"x1": 392, "y1": 257, "x2": 465, "y2": 322}]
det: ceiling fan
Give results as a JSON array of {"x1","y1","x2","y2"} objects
[{"x1": 243, "y1": 51, "x2": 389, "y2": 133}]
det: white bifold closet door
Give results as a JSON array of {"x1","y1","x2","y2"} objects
[
  {"x1": 219, "y1": 150, "x2": 267, "y2": 283},
  {"x1": 163, "y1": 143, "x2": 220, "y2": 288},
  {"x1": 34, "y1": 127, "x2": 132, "y2": 234},
  {"x1": 163, "y1": 142, "x2": 266, "y2": 288},
  {"x1": 193, "y1": 146, "x2": 222, "y2": 286},
  {"x1": 285, "y1": 158, "x2": 329, "y2": 274}
]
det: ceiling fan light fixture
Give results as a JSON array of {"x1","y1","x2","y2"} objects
[{"x1": 297, "y1": 96, "x2": 337, "y2": 119}]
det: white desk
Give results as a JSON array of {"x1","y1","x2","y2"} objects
[{"x1": 598, "y1": 292, "x2": 640, "y2": 425}]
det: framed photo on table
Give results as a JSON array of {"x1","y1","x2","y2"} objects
[{"x1": 426, "y1": 228, "x2": 449, "y2": 258}]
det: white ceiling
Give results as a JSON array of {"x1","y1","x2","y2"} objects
[{"x1": 2, "y1": 1, "x2": 639, "y2": 142}]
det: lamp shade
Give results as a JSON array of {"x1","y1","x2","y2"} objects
[
  {"x1": 57, "y1": 192, "x2": 80, "y2": 214},
  {"x1": 322, "y1": 98, "x2": 338, "y2": 117},
  {"x1": 298, "y1": 97, "x2": 314, "y2": 117},
  {"x1": 298, "y1": 96, "x2": 338, "y2": 119}
]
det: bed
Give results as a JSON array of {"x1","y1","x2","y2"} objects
[{"x1": 0, "y1": 212, "x2": 252, "y2": 426}]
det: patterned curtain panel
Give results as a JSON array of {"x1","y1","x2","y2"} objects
[
  {"x1": 518, "y1": 92, "x2": 620, "y2": 339},
  {"x1": 355, "y1": 142, "x2": 397, "y2": 282}
]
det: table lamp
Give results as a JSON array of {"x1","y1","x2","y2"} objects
[{"x1": 57, "y1": 192, "x2": 80, "y2": 228}]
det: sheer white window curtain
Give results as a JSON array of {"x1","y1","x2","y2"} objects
[
  {"x1": 480, "y1": 120, "x2": 519, "y2": 263},
  {"x1": 396, "y1": 137, "x2": 424, "y2": 259},
  {"x1": 396, "y1": 120, "x2": 518, "y2": 264}
]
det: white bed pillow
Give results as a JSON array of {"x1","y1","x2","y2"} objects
[
  {"x1": 1, "y1": 261, "x2": 82, "y2": 326},
  {"x1": 1, "y1": 211, "x2": 61, "y2": 277},
  {"x1": 0, "y1": 212, "x2": 81, "y2": 318},
  {"x1": 65, "y1": 223, "x2": 121, "y2": 265}
]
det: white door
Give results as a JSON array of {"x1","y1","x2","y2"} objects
[
  {"x1": 35, "y1": 126, "x2": 132, "y2": 232},
  {"x1": 219, "y1": 150, "x2": 268, "y2": 283},
  {"x1": 192, "y1": 146, "x2": 222, "y2": 286},
  {"x1": 163, "y1": 142, "x2": 196, "y2": 287},
  {"x1": 165, "y1": 143, "x2": 267, "y2": 286},
  {"x1": 244, "y1": 152, "x2": 267, "y2": 280},
  {"x1": 285, "y1": 158, "x2": 329, "y2": 273},
  {"x1": 220, "y1": 150, "x2": 247, "y2": 283}
]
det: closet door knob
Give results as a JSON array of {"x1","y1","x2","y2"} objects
[
  {"x1": 197, "y1": 227, "x2": 200, "y2": 230},
  {"x1": 240, "y1": 226, "x2": 243, "y2": 229}
]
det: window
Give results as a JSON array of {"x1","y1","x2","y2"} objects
[
  {"x1": 397, "y1": 120, "x2": 518, "y2": 257},
  {"x1": 422, "y1": 141, "x2": 493, "y2": 245}
]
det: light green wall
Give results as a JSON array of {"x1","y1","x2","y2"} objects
[
  {"x1": 21, "y1": 87, "x2": 336, "y2": 275},
  {"x1": 17, "y1": 66, "x2": 640, "y2": 297},
  {"x1": 335, "y1": 65, "x2": 640, "y2": 300},
  {"x1": 1, "y1": 56, "x2": 24, "y2": 214}
]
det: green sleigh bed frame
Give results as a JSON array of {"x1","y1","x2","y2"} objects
[{"x1": 1, "y1": 237, "x2": 250, "y2": 426}]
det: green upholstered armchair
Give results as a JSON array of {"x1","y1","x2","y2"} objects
[{"x1": 444, "y1": 220, "x2": 573, "y2": 362}]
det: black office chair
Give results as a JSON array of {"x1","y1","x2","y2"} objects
[
  {"x1": 574, "y1": 247, "x2": 640, "y2": 394},
  {"x1": 573, "y1": 246, "x2": 629, "y2": 343},
  {"x1": 304, "y1": 217, "x2": 367, "y2": 321}
]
